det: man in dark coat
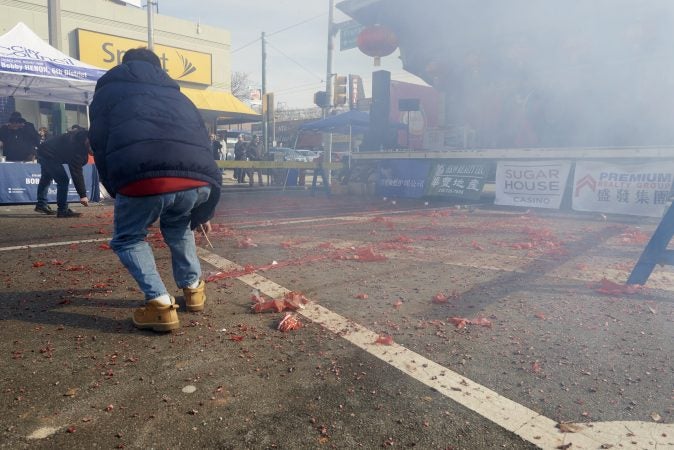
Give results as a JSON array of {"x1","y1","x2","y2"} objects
[
  {"x1": 0, "y1": 112, "x2": 40, "y2": 161},
  {"x1": 233, "y1": 134, "x2": 246, "y2": 183},
  {"x1": 35, "y1": 126, "x2": 90, "y2": 217},
  {"x1": 88, "y1": 48, "x2": 222, "y2": 332}
]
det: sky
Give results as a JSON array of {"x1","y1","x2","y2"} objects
[{"x1": 156, "y1": 0, "x2": 426, "y2": 109}]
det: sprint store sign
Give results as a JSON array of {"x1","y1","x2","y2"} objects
[{"x1": 76, "y1": 29, "x2": 212, "y2": 85}]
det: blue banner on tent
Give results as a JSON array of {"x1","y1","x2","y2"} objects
[
  {"x1": 0, "y1": 163, "x2": 99, "y2": 204},
  {"x1": 0, "y1": 56, "x2": 104, "y2": 81},
  {"x1": 375, "y1": 160, "x2": 431, "y2": 198}
]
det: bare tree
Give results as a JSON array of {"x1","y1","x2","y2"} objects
[{"x1": 231, "y1": 71, "x2": 252, "y2": 101}]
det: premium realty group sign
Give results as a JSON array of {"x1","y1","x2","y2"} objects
[
  {"x1": 573, "y1": 161, "x2": 674, "y2": 217},
  {"x1": 495, "y1": 161, "x2": 571, "y2": 209}
]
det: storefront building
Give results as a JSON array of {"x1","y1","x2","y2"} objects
[{"x1": 0, "y1": 0, "x2": 256, "y2": 132}]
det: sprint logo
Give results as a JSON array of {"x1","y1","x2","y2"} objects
[{"x1": 176, "y1": 51, "x2": 197, "y2": 79}]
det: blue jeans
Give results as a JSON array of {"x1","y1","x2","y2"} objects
[
  {"x1": 37, "y1": 158, "x2": 69, "y2": 212},
  {"x1": 110, "y1": 186, "x2": 211, "y2": 301}
]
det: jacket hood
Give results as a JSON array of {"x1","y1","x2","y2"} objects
[{"x1": 95, "y1": 60, "x2": 179, "y2": 92}]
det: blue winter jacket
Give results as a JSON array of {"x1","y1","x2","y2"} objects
[{"x1": 88, "y1": 60, "x2": 221, "y2": 228}]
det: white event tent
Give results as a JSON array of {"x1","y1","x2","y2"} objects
[{"x1": 0, "y1": 22, "x2": 105, "y2": 105}]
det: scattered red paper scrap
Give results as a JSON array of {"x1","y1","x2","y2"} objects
[
  {"x1": 229, "y1": 335, "x2": 244, "y2": 342},
  {"x1": 333, "y1": 246, "x2": 387, "y2": 262},
  {"x1": 531, "y1": 361, "x2": 542, "y2": 373},
  {"x1": 432, "y1": 292, "x2": 449, "y2": 304},
  {"x1": 354, "y1": 293, "x2": 369, "y2": 300},
  {"x1": 374, "y1": 334, "x2": 394, "y2": 345},
  {"x1": 392, "y1": 299, "x2": 403, "y2": 309},
  {"x1": 448, "y1": 317, "x2": 492, "y2": 329},
  {"x1": 251, "y1": 291, "x2": 310, "y2": 313},
  {"x1": 277, "y1": 313, "x2": 303, "y2": 332},
  {"x1": 618, "y1": 229, "x2": 650, "y2": 245},
  {"x1": 32, "y1": 261, "x2": 45, "y2": 268},
  {"x1": 99, "y1": 243, "x2": 111, "y2": 250},
  {"x1": 592, "y1": 278, "x2": 644, "y2": 296},
  {"x1": 237, "y1": 237, "x2": 258, "y2": 248},
  {"x1": 471, "y1": 240, "x2": 484, "y2": 251},
  {"x1": 534, "y1": 312, "x2": 546, "y2": 320},
  {"x1": 51, "y1": 259, "x2": 65, "y2": 265}
]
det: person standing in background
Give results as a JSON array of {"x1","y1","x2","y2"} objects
[
  {"x1": 34, "y1": 127, "x2": 90, "y2": 217},
  {"x1": 38, "y1": 127, "x2": 49, "y2": 144},
  {"x1": 211, "y1": 134, "x2": 223, "y2": 161},
  {"x1": 245, "y1": 135, "x2": 264, "y2": 187},
  {"x1": 0, "y1": 112, "x2": 40, "y2": 161},
  {"x1": 234, "y1": 134, "x2": 247, "y2": 183}
]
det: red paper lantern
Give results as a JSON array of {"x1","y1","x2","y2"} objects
[{"x1": 357, "y1": 25, "x2": 398, "y2": 66}]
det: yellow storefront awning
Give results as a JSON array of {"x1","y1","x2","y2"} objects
[{"x1": 181, "y1": 87, "x2": 261, "y2": 124}]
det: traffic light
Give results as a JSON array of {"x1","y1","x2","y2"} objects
[
  {"x1": 348, "y1": 74, "x2": 364, "y2": 110},
  {"x1": 333, "y1": 75, "x2": 347, "y2": 106},
  {"x1": 313, "y1": 91, "x2": 328, "y2": 108},
  {"x1": 262, "y1": 92, "x2": 274, "y2": 122}
]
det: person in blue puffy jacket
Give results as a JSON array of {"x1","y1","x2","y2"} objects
[{"x1": 88, "y1": 48, "x2": 222, "y2": 332}]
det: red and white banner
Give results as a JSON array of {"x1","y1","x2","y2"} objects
[
  {"x1": 573, "y1": 161, "x2": 674, "y2": 217},
  {"x1": 495, "y1": 161, "x2": 571, "y2": 209}
]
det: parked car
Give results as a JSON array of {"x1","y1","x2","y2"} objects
[
  {"x1": 269, "y1": 147, "x2": 308, "y2": 162},
  {"x1": 295, "y1": 149, "x2": 320, "y2": 161}
]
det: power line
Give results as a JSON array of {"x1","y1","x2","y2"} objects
[
  {"x1": 266, "y1": 40, "x2": 324, "y2": 81},
  {"x1": 231, "y1": 12, "x2": 325, "y2": 54},
  {"x1": 232, "y1": 37, "x2": 260, "y2": 54},
  {"x1": 267, "y1": 12, "x2": 325, "y2": 38}
]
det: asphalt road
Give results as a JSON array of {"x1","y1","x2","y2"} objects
[{"x1": 0, "y1": 189, "x2": 672, "y2": 449}]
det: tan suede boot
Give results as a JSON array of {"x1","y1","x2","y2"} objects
[
  {"x1": 183, "y1": 280, "x2": 206, "y2": 312},
  {"x1": 132, "y1": 298, "x2": 180, "y2": 332}
]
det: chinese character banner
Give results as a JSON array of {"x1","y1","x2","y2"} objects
[
  {"x1": 495, "y1": 161, "x2": 571, "y2": 209},
  {"x1": 572, "y1": 161, "x2": 674, "y2": 217},
  {"x1": 425, "y1": 162, "x2": 490, "y2": 200}
]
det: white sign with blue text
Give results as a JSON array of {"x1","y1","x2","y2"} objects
[
  {"x1": 495, "y1": 161, "x2": 571, "y2": 209},
  {"x1": 572, "y1": 161, "x2": 674, "y2": 217}
]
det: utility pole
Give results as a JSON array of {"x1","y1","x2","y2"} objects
[
  {"x1": 47, "y1": 0, "x2": 62, "y2": 50},
  {"x1": 261, "y1": 31, "x2": 268, "y2": 155},
  {"x1": 147, "y1": 0, "x2": 156, "y2": 50},
  {"x1": 324, "y1": 0, "x2": 336, "y2": 182},
  {"x1": 48, "y1": 0, "x2": 65, "y2": 132}
]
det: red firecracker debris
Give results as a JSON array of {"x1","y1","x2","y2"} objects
[
  {"x1": 252, "y1": 291, "x2": 310, "y2": 313},
  {"x1": 99, "y1": 243, "x2": 111, "y2": 250},
  {"x1": 229, "y1": 335, "x2": 244, "y2": 342},
  {"x1": 374, "y1": 334, "x2": 394, "y2": 345},
  {"x1": 618, "y1": 230, "x2": 650, "y2": 245},
  {"x1": 354, "y1": 293, "x2": 369, "y2": 300},
  {"x1": 33, "y1": 261, "x2": 45, "y2": 268},
  {"x1": 448, "y1": 317, "x2": 492, "y2": 329},
  {"x1": 471, "y1": 240, "x2": 484, "y2": 251},
  {"x1": 237, "y1": 237, "x2": 258, "y2": 248},
  {"x1": 51, "y1": 259, "x2": 65, "y2": 265},
  {"x1": 531, "y1": 361, "x2": 542, "y2": 373},
  {"x1": 277, "y1": 313, "x2": 303, "y2": 332},
  {"x1": 592, "y1": 278, "x2": 644, "y2": 296},
  {"x1": 392, "y1": 299, "x2": 403, "y2": 309},
  {"x1": 432, "y1": 292, "x2": 449, "y2": 304},
  {"x1": 534, "y1": 312, "x2": 546, "y2": 320}
]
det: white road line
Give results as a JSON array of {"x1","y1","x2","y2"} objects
[
  {"x1": 0, "y1": 237, "x2": 109, "y2": 252},
  {"x1": 198, "y1": 247, "x2": 674, "y2": 450}
]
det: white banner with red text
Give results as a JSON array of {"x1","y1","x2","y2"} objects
[
  {"x1": 495, "y1": 161, "x2": 571, "y2": 209},
  {"x1": 572, "y1": 161, "x2": 674, "y2": 217}
]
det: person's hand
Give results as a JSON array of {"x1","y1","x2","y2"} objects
[
  {"x1": 200, "y1": 221, "x2": 212, "y2": 235},
  {"x1": 80, "y1": 197, "x2": 89, "y2": 206}
]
